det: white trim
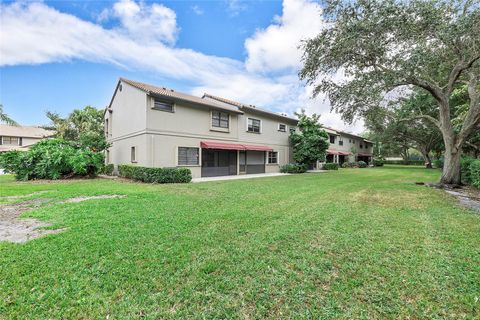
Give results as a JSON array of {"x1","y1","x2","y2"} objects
[{"x1": 278, "y1": 123, "x2": 287, "y2": 132}]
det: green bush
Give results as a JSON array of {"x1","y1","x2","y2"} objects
[
  {"x1": 341, "y1": 162, "x2": 358, "y2": 168},
  {"x1": 0, "y1": 139, "x2": 104, "y2": 180},
  {"x1": 279, "y1": 163, "x2": 307, "y2": 173},
  {"x1": 372, "y1": 159, "x2": 384, "y2": 167},
  {"x1": 470, "y1": 160, "x2": 480, "y2": 189},
  {"x1": 433, "y1": 159, "x2": 443, "y2": 169},
  {"x1": 118, "y1": 165, "x2": 192, "y2": 183},
  {"x1": 322, "y1": 163, "x2": 339, "y2": 170},
  {"x1": 103, "y1": 164, "x2": 114, "y2": 176},
  {"x1": 384, "y1": 160, "x2": 425, "y2": 165},
  {"x1": 357, "y1": 161, "x2": 368, "y2": 168}
]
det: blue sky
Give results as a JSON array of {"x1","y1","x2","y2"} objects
[{"x1": 0, "y1": 0, "x2": 364, "y2": 132}]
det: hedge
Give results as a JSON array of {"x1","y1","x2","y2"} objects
[
  {"x1": 279, "y1": 163, "x2": 307, "y2": 173},
  {"x1": 470, "y1": 160, "x2": 480, "y2": 189},
  {"x1": 357, "y1": 161, "x2": 368, "y2": 168},
  {"x1": 118, "y1": 165, "x2": 192, "y2": 183},
  {"x1": 372, "y1": 159, "x2": 384, "y2": 167},
  {"x1": 322, "y1": 163, "x2": 339, "y2": 170},
  {"x1": 103, "y1": 164, "x2": 114, "y2": 176},
  {"x1": 384, "y1": 160, "x2": 425, "y2": 165}
]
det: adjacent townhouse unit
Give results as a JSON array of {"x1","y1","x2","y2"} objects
[
  {"x1": 321, "y1": 127, "x2": 373, "y2": 166},
  {"x1": 0, "y1": 124, "x2": 55, "y2": 153},
  {"x1": 105, "y1": 78, "x2": 298, "y2": 178}
]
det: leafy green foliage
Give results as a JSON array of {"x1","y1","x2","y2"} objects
[
  {"x1": 279, "y1": 163, "x2": 307, "y2": 173},
  {"x1": 103, "y1": 164, "x2": 114, "y2": 176},
  {"x1": 0, "y1": 104, "x2": 17, "y2": 125},
  {"x1": 470, "y1": 160, "x2": 480, "y2": 188},
  {"x1": 46, "y1": 106, "x2": 108, "y2": 152},
  {"x1": 118, "y1": 165, "x2": 192, "y2": 183},
  {"x1": 372, "y1": 159, "x2": 384, "y2": 167},
  {"x1": 357, "y1": 161, "x2": 368, "y2": 168},
  {"x1": 322, "y1": 163, "x2": 339, "y2": 170},
  {"x1": 289, "y1": 110, "x2": 329, "y2": 166},
  {"x1": 461, "y1": 157, "x2": 480, "y2": 186},
  {"x1": 0, "y1": 139, "x2": 104, "y2": 180},
  {"x1": 433, "y1": 159, "x2": 444, "y2": 169}
]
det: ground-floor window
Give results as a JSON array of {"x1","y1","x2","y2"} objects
[
  {"x1": 267, "y1": 151, "x2": 278, "y2": 164},
  {"x1": 131, "y1": 146, "x2": 137, "y2": 163},
  {"x1": 178, "y1": 147, "x2": 199, "y2": 165}
]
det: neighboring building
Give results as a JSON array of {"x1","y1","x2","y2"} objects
[
  {"x1": 105, "y1": 78, "x2": 298, "y2": 178},
  {"x1": 319, "y1": 127, "x2": 373, "y2": 166},
  {"x1": 0, "y1": 125, "x2": 55, "y2": 153}
]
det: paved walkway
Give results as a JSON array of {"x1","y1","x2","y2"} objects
[{"x1": 192, "y1": 172, "x2": 289, "y2": 183}]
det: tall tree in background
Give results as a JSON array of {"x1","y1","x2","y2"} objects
[
  {"x1": 300, "y1": 0, "x2": 479, "y2": 185},
  {"x1": 0, "y1": 104, "x2": 18, "y2": 125},
  {"x1": 290, "y1": 110, "x2": 330, "y2": 167},
  {"x1": 46, "y1": 106, "x2": 108, "y2": 152}
]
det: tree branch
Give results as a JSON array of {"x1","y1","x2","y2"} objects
[{"x1": 445, "y1": 54, "x2": 480, "y2": 95}]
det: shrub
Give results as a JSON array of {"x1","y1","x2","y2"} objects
[
  {"x1": 118, "y1": 165, "x2": 192, "y2": 183},
  {"x1": 357, "y1": 161, "x2": 368, "y2": 168},
  {"x1": 322, "y1": 163, "x2": 339, "y2": 170},
  {"x1": 384, "y1": 160, "x2": 425, "y2": 165},
  {"x1": 433, "y1": 159, "x2": 444, "y2": 169},
  {"x1": 279, "y1": 163, "x2": 307, "y2": 173},
  {"x1": 341, "y1": 162, "x2": 358, "y2": 168},
  {"x1": 470, "y1": 160, "x2": 480, "y2": 189},
  {"x1": 372, "y1": 159, "x2": 384, "y2": 167},
  {"x1": 0, "y1": 139, "x2": 104, "y2": 180},
  {"x1": 103, "y1": 164, "x2": 114, "y2": 176}
]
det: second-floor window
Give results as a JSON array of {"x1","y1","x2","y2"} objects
[
  {"x1": 105, "y1": 119, "x2": 109, "y2": 136},
  {"x1": 212, "y1": 111, "x2": 229, "y2": 129},
  {"x1": 360, "y1": 144, "x2": 363, "y2": 149},
  {"x1": 278, "y1": 124, "x2": 286, "y2": 132},
  {"x1": 1, "y1": 136, "x2": 21, "y2": 146},
  {"x1": 339, "y1": 139, "x2": 344, "y2": 146},
  {"x1": 289, "y1": 127, "x2": 296, "y2": 134},
  {"x1": 153, "y1": 98, "x2": 174, "y2": 112},
  {"x1": 329, "y1": 135, "x2": 335, "y2": 144},
  {"x1": 247, "y1": 118, "x2": 261, "y2": 133}
]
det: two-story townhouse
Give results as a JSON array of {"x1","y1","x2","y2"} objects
[
  {"x1": 321, "y1": 127, "x2": 373, "y2": 166},
  {"x1": 105, "y1": 78, "x2": 298, "y2": 178},
  {"x1": 0, "y1": 125, "x2": 55, "y2": 153}
]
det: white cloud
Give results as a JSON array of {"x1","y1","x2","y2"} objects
[
  {"x1": 225, "y1": 0, "x2": 247, "y2": 17},
  {"x1": 112, "y1": 0, "x2": 178, "y2": 44},
  {"x1": 245, "y1": 0, "x2": 324, "y2": 73},
  {"x1": 191, "y1": 5, "x2": 204, "y2": 16},
  {"x1": 0, "y1": 0, "x2": 364, "y2": 134}
]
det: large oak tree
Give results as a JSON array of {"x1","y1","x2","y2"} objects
[{"x1": 300, "y1": 0, "x2": 479, "y2": 185}]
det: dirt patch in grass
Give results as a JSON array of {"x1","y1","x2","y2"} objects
[
  {"x1": 0, "y1": 199, "x2": 63, "y2": 243},
  {"x1": 444, "y1": 186, "x2": 480, "y2": 212},
  {"x1": 0, "y1": 190, "x2": 52, "y2": 200},
  {"x1": 60, "y1": 194, "x2": 126, "y2": 203},
  {"x1": 0, "y1": 194, "x2": 127, "y2": 243}
]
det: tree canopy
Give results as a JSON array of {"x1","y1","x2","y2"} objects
[
  {"x1": 0, "y1": 104, "x2": 17, "y2": 126},
  {"x1": 290, "y1": 110, "x2": 330, "y2": 166},
  {"x1": 45, "y1": 106, "x2": 108, "y2": 152},
  {"x1": 300, "y1": 0, "x2": 480, "y2": 185}
]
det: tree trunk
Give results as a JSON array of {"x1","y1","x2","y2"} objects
[
  {"x1": 424, "y1": 152, "x2": 432, "y2": 169},
  {"x1": 440, "y1": 143, "x2": 461, "y2": 185}
]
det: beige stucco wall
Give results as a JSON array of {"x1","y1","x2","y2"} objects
[{"x1": 107, "y1": 82, "x2": 147, "y2": 140}]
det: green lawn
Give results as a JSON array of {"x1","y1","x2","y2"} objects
[{"x1": 0, "y1": 166, "x2": 479, "y2": 319}]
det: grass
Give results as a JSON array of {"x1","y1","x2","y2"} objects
[{"x1": 0, "y1": 166, "x2": 479, "y2": 319}]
